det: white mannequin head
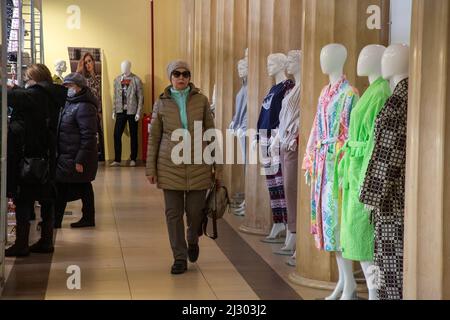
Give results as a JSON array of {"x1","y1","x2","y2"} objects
[
  {"x1": 320, "y1": 44, "x2": 347, "y2": 83},
  {"x1": 287, "y1": 50, "x2": 302, "y2": 77},
  {"x1": 54, "y1": 60, "x2": 67, "y2": 75},
  {"x1": 121, "y1": 60, "x2": 132, "y2": 76},
  {"x1": 358, "y1": 44, "x2": 386, "y2": 84},
  {"x1": 267, "y1": 53, "x2": 287, "y2": 76},
  {"x1": 238, "y1": 58, "x2": 248, "y2": 79},
  {"x1": 382, "y1": 44, "x2": 409, "y2": 89},
  {"x1": 267, "y1": 53, "x2": 288, "y2": 85}
]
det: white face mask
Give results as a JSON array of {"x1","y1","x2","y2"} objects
[{"x1": 67, "y1": 87, "x2": 78, "y2": 97}]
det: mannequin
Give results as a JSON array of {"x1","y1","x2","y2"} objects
[
  {"x1": 382, "y1": 44, "x2": 409, "y2": 90},
  {"x1": 230, "y1": 57, "x2": 249, "y2": 217},
  {"x1": 302, "y1": 44, "x2": 359, "y2": 300},
  {"x1": 53, "y1": 60, "x2": 67, "y2": 84},
  {"x1": 254, "y1": 53, "x2": 294, "y2": 243},
  {"x1": 272, "y1": 50, "x2": 302, "y2": 255},
  {"x1": 359, "y1": 43, "x2": 409, "y2": 300},
  {"x1": 111, "y1": 60, "x2": 144, "y2": 167},
  {"x1": 337, "y1": 44, "x2": 391, "y2": 301}
]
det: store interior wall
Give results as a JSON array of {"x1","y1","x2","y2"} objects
[
  {"x1": 153, "y1": 0, "x2": 181, "y2": 99},
  {"x1": 42, "y1": 0, "x2": 152, "y2": 161}
]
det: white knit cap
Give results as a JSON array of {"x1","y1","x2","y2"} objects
[{"x1": 167, "y1": 60, "x2": 191, "y2": 79}]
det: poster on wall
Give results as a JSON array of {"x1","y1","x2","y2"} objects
[{"x1": 67, "y1": 47, "x2": 105, "y2": 161}]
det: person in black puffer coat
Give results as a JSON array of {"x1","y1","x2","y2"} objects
[
  {"x1": 55, "y1": 72, "x2": 99, "y2": 229},
  {"x1": 5, "y1": 64, "x2": 67, "y2": 257}
]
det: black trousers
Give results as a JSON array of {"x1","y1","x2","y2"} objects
[
  {"x1": 114, "y1": 113, "x2": 138, "y2": 162},
  {"x1": 15, "y1": 198, "x2": 54, "y2": 227},
  {"x1": 97, "y1": 113, "x2": 105, "y2": 162},
  {"x1": 55, "y1": 182, "x2": 95, "y2": 226}
]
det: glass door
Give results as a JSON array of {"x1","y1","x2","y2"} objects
[{"x1": 0, "y1": 0, "x2": 8, "y2": 293}]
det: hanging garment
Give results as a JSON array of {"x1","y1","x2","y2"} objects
[
  {"x1": 278, "y1": 83, "x2": 301, "y2": 233},
  {"x1": 230, "y1": 82, "x2": 248, "y2": 164},
  {"x1": 230, "y1": 81, "x2": 248, "y2": 133},
  {"x1": 359, "y1": 78, "x2": 408, "y2": 300},
  {"x1": 279, "y1": 83, "x2": 301, "y2": 152},
  {"x1": 336, "y1": 77, "x2": 391, "y2": 262},
  {"x1": 302, "y1": 76, "x2": 358, "y2": 252},
  {"x1": 113, "y1": 73, "x2": 144, "y2": 117},
  {"x1": 257, "y1": 80, "x2": 294, "y2": 224}
]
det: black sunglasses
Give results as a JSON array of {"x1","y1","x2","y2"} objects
[{"x1": 172, "y1": 71, "x2": 191, "y2": 79}]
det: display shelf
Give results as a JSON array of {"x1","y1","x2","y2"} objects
[{"x1": 1, "y1": 0, "x2": 8, "y2": 294}]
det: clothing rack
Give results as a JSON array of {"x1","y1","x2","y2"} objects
[
  {"x1": 1, "y1": 0, "x2": 9, "y2": 294},
  {"x1": 5, "y1": 0, "x2": 44, "y2": 86}
]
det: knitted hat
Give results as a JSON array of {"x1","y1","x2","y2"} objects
[
  {"x1": 167, "y1": 60, "x2": 191, "y2": 79},
  {"x1": 63, "y1": 72, "x2": 87, "y2": 88}
]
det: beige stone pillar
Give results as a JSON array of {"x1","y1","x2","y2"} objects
[
  {"x1": 192, "y1": 0, "x2": 217, "y2": 101},
  {"x1": 404, "y1": 0, "x2": 450, "y2": 300},
  {"x1": 214, "y1": 0, "x2": 248, "y2": 197},
  {"x1": 180, "y1": 0, "x2": 196, "y2": 67},
  {"x1": 239, "y1": 0, "x2": 303, "y2": 235},
  {"x1": 289, "y1": 0, "x2": 390, "y2": 290}
]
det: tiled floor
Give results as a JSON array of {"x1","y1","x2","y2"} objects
[{"x1": 1, "y1": 165, "x2": 332, "y2": 300}]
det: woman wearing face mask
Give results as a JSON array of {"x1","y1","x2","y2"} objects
[
  {"x1": 146, "y1": 60, "x2": 222, "y2": 275},
  {"x1": 5, "y1": 64, "x2": 67, "y2": 257},
  {"x1": 76, "y1": 52, "x2": 105, "y2": 161},
  {"x1": 54, "y1": 72, "x2": 99, "y2": 229}
]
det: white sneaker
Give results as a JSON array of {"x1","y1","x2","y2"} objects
[
  {"x1": 129, "y1": 160, "x2": 136, "y2": 167},
  {"x1": 110, "y1": 161, "x2": 121, "y2": 167}
]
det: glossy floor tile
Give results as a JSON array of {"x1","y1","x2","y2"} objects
[{"x1": 1, "y1": 165, "x2": 324, "y2": 300}]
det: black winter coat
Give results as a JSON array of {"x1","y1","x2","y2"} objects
[
  {"x1": 56, "y1": 87, "x2": 99, "y2": 183},
  {"x1": 6, "y1": 82, "x2": 67, "y2": 200}
]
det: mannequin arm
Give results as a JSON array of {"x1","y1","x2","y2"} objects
[
  {"x1": 135, "y1": 76, "x2": 145, "y2": 119},
  {"x1": 269, "y1": 133, "x2": 281, "y2": 156}
]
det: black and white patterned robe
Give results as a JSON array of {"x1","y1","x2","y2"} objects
[{"x1": 359, "y1": 78, "x2": 409, "y2": 300}]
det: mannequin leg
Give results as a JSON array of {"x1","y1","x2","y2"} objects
[
  {"x1": 128, "y1": 115, "x2": 139, "y2": 162},
  {"x1": 339, "y1": 253, "x2": 357, "y2": 300},
  {"x1": 361, "y1": 261, "x2": 379, "y2": 301},
  {"x1": 326, "y1": 253, "x2": 345, "y2": 300},
  {"x1": 326, "y1": 252, "x2": 357, "y2": 300},
  {"x1": 265, "y1": 223, "x2": 286, "y2": 239},
  {"x1": 281, "y1": 232, "x2": 296, "y2": 251},
  {"x1": 113, "y1": 113, "x2": 127, "y2": 162}
]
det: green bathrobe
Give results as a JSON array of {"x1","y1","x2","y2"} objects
[{"x1": 337, "y1": 77, "x2": 392, "y2": 261}]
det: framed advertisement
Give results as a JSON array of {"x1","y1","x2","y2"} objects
[{"x1": 67, "y1": 47, "x2": 105, "y2": 161}]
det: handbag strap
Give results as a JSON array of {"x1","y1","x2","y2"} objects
[{"x1": 202, "y1": 182, "x2": 219, "y2": 240}]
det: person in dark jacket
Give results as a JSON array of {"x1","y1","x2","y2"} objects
[
  {"x1": 5, "y1": 64, "x2": 66, "y2": 257},
  {"x1": 54, "y1": 73, "x2": 98, "y2": 229}
]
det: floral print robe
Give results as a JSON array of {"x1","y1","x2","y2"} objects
[{"x1": 302, "y1": 76, "x2": 358, "y2": 251}]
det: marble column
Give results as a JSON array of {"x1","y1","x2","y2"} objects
[
  {"x1": 404, "y1": 0, "x2": 450, "y2": 300},
  {"x1": 239, "y1": 0, "x2": 303, "y2": 235},
  {"x1": 192, "y1": 0, "x2": 217, "y2": 101},
  {"x1": 213, "y1": 0, "x2": 248, "y2": 197}
]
